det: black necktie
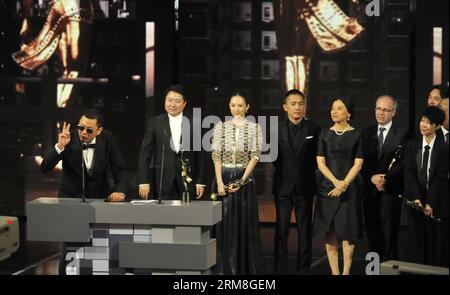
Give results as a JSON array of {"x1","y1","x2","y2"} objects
[
  {"x1": 378, "y1": 127, "x2": 385, "y2": 157},
  {"x1": 82, "y1": 143, "x2": 96, "y2": 150},
  {"x1": 420, "y1": 145, "x2": 430, "y2": 188},
  {"x1": 446, "y1": 133, "x2": 449, "y2": 143}
]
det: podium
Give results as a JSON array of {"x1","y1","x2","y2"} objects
[{"x1": 26, "y1": 198, "x2": 222, "y2": 275}]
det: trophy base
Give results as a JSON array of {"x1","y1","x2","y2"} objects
[{"x1": 182, "y1": 192, "x2": 190, "y2": 203}]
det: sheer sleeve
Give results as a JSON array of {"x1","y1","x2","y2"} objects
[
  {"x1": 211, "y1": 121, "x2": 223, "y2": 163},
  {"x1": 249, "y1": 123, "x2": 263, "y2": 160}
]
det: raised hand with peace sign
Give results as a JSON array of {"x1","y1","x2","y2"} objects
[{"x1": 56, "y1": 122, "x2": 71, "y2": 150}]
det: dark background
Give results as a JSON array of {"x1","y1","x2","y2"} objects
[{"x1": 0, "y1": 0, "x2": 448, "y2": 218}]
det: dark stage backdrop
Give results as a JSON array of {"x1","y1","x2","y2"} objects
[
  {"x1": 0, "y1": 0, "x2": 175, "y2": 216},
  {"x1": 0, "y1": 0, "x2": 448, "y2": 221}
]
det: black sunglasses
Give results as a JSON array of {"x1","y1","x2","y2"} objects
[{"x1": 77, "y1": 125, "x2": 96, "y2": 134}]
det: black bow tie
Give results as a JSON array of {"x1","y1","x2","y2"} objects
[{"x1": 82, "y1": 143, "x2": 96, "y2": 150}]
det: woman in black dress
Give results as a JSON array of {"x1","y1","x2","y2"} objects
[{"x1": 313, "y1": 97, "x2": 364, "y2": 275}]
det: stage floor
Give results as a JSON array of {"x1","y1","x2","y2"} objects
[{"x1": 0, "y1": 219, "x2": 408, "y2": 275}]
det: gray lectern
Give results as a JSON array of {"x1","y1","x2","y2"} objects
[{"x1": 26, "y1": 198, "x2": 222, "y2": 275}]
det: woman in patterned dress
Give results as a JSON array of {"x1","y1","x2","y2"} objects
[{"x1": 211, "y1": 93, "x2": 263, "y2": 274}]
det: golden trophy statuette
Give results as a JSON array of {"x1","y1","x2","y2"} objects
[
  {"x1": 181, "y1": 158, "x2": 192, "y2": 203},
  {"x1": 210, "y1": 178, "x2": 252, "y2": 200}
]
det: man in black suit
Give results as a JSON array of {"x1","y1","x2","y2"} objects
[
  {"x1": 404, "y1": 107, "x2": 448, "y2": 267},
  {"x1": 138, "y1": 85, "x2": 205, "y2": 200},
  {"x1": 272, "y1": 89, "x2": 321, "y2": 274},
  {"x1": 438, "y1": 98, "x2": 449, "y2": 144},
  {"x1": 361, "y1": 95, "x2": 408, "y2": 261},
  {"x1": 40, "y1": 109, "x2": 127, "y2": 274},
  {"x1": 41, "y1": 109, "x2": 127, "y2": 201},
  {"x1": 427, "y1": 84, "x2": 448, "y2": 143}
]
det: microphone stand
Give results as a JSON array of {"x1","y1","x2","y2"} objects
[
  {"x1": 157, "y1": 144, "x2": 165, "y2": 204},
  {"x1": 81, "y1": 143, "x2": 86, "y2": 203}
]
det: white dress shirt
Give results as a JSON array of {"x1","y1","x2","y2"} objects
[
  {"x1": 441, "y1": 127, "x2": 449, "y2": 143},
  {"x1": 139, "y1": 113, "x2": 204, "y2": 188},
  {"x1": 168, "y1": 113, "x2": 183, "y2": 153},
  {"x1": 378, "y1": 120, "x2": 393, "y2": 145},
  {"x1": 55, "y1": 137, "x2": 96, "y2": 170}
]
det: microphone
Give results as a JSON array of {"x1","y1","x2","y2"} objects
[
  {"x1": 158, "y1": 143, "x2": 165, "y2": 204},
  {"x1": 81, "y1": 142, "x2": 87, "y2": 203}
]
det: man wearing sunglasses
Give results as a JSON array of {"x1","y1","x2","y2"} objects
[{"x1": 41, "y1": 109, "x2": 127, "y2": 202}]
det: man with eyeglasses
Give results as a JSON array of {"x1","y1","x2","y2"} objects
[
  {"x1": 361, "y1": 95, "x2": 408, "y2": 262},
  {"x1": 41, "y1": 109, "x2": 127, "y2": 202}
]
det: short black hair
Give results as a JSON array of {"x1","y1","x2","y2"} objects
[
  {"x1": 81, "y1": 109, "x2": 104, "y2": 127},
  {"x1": 284, "y1": 89, "x2": 305, "y2": 103},
  {"x1": 429, "y1": 84, "x2": 449, "y2": 98},
  {"x1": 332, "y1": 97, "x2": 355, "y2": 120},
  {"x1": 420, "y1": 106, "x2": 445, "y2": 126},
  {"x1": 165, "y1": 84, "x2": 187, "y2": 101}
]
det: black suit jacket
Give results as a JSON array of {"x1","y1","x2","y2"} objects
[
  {"x1": 435, "y1": 127, "x2": 446, "y2": 144},
  {"x1": 138, "y1": 112, "x2": 205, "y2": 198},
  {"x1": 361, "y1": 123, "x2": 408, "y2": 196},
  {"x1": 272, "y1": 118, "x2": 321, "y2": 197},
  {"x1": 403, "y1": 136, "x2": 449, "y2": 218},
  {"x1": 40, "y1": 129, "x2": 127, "y2": 199}
]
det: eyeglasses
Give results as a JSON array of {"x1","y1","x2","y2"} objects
[
  {"x1": 375, "y1": 107, "x2": 394, "y2": 113},
  {"x1": 77, "y1": 125, "x2": 96, "y2": 134}
]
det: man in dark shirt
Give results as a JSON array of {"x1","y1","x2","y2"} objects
[{"x1": 272, "y1": 89, "x2": 321, "y2": 274}]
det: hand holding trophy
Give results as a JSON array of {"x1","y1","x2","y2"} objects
[{"x1": 210, "y1": 178, "x2": 252, "y2": 201}]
